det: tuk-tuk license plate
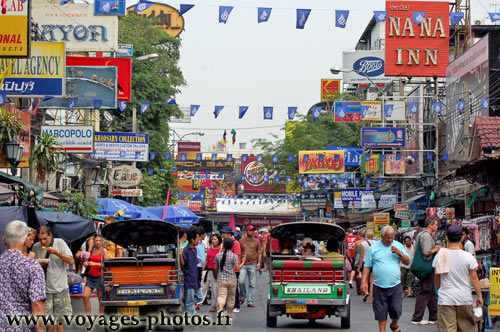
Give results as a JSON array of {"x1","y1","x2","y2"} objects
[
  {"x1": 286, "y1": 304, "x2": 307, "y2": 313},
  {"x1": 118, "y1": 307, "x2": 139, "y2": 316}
]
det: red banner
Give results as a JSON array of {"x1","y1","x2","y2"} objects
[{"x1": 241, "y1": 156, "x2": 286, "y2": 193}]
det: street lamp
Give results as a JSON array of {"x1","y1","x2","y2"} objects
[
  {"x1": 373, "y1": 190, "x2": 382, "y2": 209},
  {"x1": 135, "y1": 53, "x2": 159, "y2": 61},
  {"x1": 423, "y1": 173, "x2": 436, "y2": 207},
  {"x1": 5, "y1": 140, "x2": 23, "y2": 176}
]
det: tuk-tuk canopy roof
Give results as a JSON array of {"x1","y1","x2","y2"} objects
[
  {"x1": 101, "y1": 220, "x2": 179, "y2": 247},
  {"x1": 271, "y1": 222, "x2": 345, "y2": 242}
]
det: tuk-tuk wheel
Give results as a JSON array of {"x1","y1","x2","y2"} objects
[
  {"x1": 340, "y1": 301, "x2": 351, "y2": 329},
  {"x1": 266, "y1": 304, "x2": 277, "y2": 328}
]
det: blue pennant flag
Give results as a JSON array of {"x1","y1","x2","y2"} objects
[
  {"x1": 373, "y1": 11, "x2": 387, "y2": 22},
  {"x1": 426, "y1": 153, "x2": 433, "y2": 160},
  {"x1": 409, "y1": 103, "x2": 418, "y2": 114},
  {"x1": 433, "y1": 102, "x2": 442, "y2": 114},
  {"x1": 366, "y1": 177, "x2": 372, "y2": 185},
  {"x1": 286, "y1": 176, "x2": 292, "y2": 183},
  {"x1": 380, "y1": 154, "x2": 386, "y2": 161},
  {"x1": 134, "y1": 0, "x2": 155, "y2": 12},
  {"x1": 385, "y1": 104, "x2": 394, "y2": 118},
  {"x1": 171, "y1": 167, "x2": 177, "y2": 172},
  {"x1": 298, "y1": 176, "x2": 303, "y2": 184},
  {"x1": 165, "y1": 152, "x2": 171, "y2": 160},
  {"x1": 190, "y1": 105, "x2": 200, "y2": 116},
  {"x1": 355, "y1": 178, "x2": 360, "y2": 184},
  {"x1": 99, "y1": 0, "x2": 116, "y2": 14},
  {"x1": 411, "y1": 153, "x2": 418, "y2": 159},
  {"x1": 360, "y1": 106, "x2": 369, "y2": 119},
  {"x1": 321, "y1": 177, "x2": 326, "y2": 184},
  {"x1": 93, "y1": 99, "x2": 102, "y2": 110},
  {"x1": 335, "y1": 10, "x2": 349, "y2": 28},
  {"x1": 118, "y1": 101, "x2": 127, "y2": 112},
  {"x1": 196, "y1": 153, "x2": 202, "y2": 162},
  {"x1": 148, "y1": 169, "x2": 154, "y2": 175},
  {"x1": 288, "y1": 154, "x2": 294, "y2": 162},
  {"x1": 60, "y1": 0, "x2": 71, "y2": 5},
  {"x1": 450, "y1": 12, "x2": 464, "y2": 26},
  {"x1": 241, "y1": 175, "x2": 246, "y2": 181},
  {"x1": 179, "y1": 4, "x2": 194, "y2": 16},
  {"x1": 149, "y1": 151, "x2": 156, "y2": 160},
  {"x1": 332, "y1": 178, "x2": 337, "y2": 184},
  {"x1": 0, "y1": 91, "x2": 5, "y2": 106},
  {"x1": 68, "y1": 98, "x2": 78, "y2": 111},
  {"x1": 257, "y1": 154, "x2": 263, "y2": 162},
  {"x1": 263, "y1": 106, "x2": 273, "y2": 120},
  {"x1": 165, "y1": 99, "x2": 176, "y2": 105},
  {"x1": 312, "y1": 106, "x2": 321, "y2": 119},
  {"x1": 288, "y1": 106, "x2": 297, "y2": 120},
  {"x1": 272, "y1": 154, "x2": 279, "y2": 163},
  {"x1": 344, "y1": 177, "x2": 349, "y2": 184},
  {"x1": 481, "y1": 99, "x2": 489, "y2": 109},
  {"x1": 239, "y1": 106, "x2": 249, "y2": 119},
  {"x1": 212, "y1": 153, "x2": 217, "y2": 162},
  {"x1": 457, "y1": 100, "x2": 466, "y2": 112},
  {"x1": 274, "y1": 176, "x2": 280, "y2": 183},
  {"x1": 180, "y1": 153, "x2": 187, "y2": 161},
  {"x1": 395, "y1": 154, "x2": 401, "y2": 160},
  {"x1": 412, "y1": 12, "x2": 426, "y2": 24},
  {"x1": 214, "y1": 105, "x2": 224, "y2": 118},
  {"x1": 42, "y1": 96, "x2": 54, "y2": 102},
  {"x1": 442, "y1": 154, "x2": 449, "y2": 161},
  {"x1": 159, "y1": 169, "x2": 165, "y2": 173},
  {"x1": 258, "y1": 7, "x2": 272, "y2": 23},
  {"x1": 489, "y1": 12, "x2": 500, "y2": 22},
  {"x1": 219, "y1": 6, "x2": 233, "y2": 24},
  {"x1": 303, "y1": 154, "x2": 309, "y2": 163},
  {"x1": 308, "y1": 177, "x2": 314, "y2": 184},
  {"x1": 242, "y1": 154, "x2": 248, "y2": 163},
  {"x1": 227, "y1": 154, "x2": 233, "y2": 162},
  {"x1": 296, "y1": 9, "x2": 311, "y2": 29},
  {"x1": 378, "y1": 178, "x2": 383, "y2": 184},
  {"x1": 140, "y1": 102, "x2": 150, "y2": 114},
  {"x1": 263, "y1": 175, "x2": 269, "y2": 183}
]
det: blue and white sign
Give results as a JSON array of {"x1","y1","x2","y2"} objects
[
  {"x1": 342, "y1": 50, "x2": 393, "y2": 84},
  {"x1": 41, "y1": 126, "x2": 94, "y2": 153},
  {"x1": 117, "y1": 44, "x2": 133, "y2": 57},
  {"x1": 95, "y1": 0, "x2": 125, "y2": 15},
  {"x1": 327, "y1": 146, "x2": 362, "y2": 167},
  {"x1": 93, "y1": 132, "x2": 149, "y2": 162},
  {"x1": 341, "y1": 189, "x2": 374, "y2": 202}
]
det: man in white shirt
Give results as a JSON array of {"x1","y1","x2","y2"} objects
[
  {"x1": 433, "y1": 224, "x2": 483, "y2": 332},
  {"x1": 462, "y1": 227, "x2": 476, "y2": 257}
]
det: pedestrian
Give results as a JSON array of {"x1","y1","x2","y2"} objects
[
  {"x1": 202, "y1": 233, "x2": 222, "y2": 312},
  {"x1": 195, "y1": 227, "x2": 206, "y2": 307},
  {"x1": 353, "y1": 228, "x2": 366, "y2": 295},
  {"x1": 214, "y1": 238, "x2": 245, "y2": 318},
  {"x1": 345, "y1": 228, "x2": 359, "y2": 289},
  {"x1": 462, "y1": 227, "x2": 476, "y2": 257},
  {"x1": 220, "y1": 226, "x2": 242, "y2": 312},
  {"x1": 32, "y1": 226, "x2": 74, "y2": 332},
  {"x1": 434, "y1": 224, "x2": 483, "y2": 332},
  {"x1": 180, "y1": 227, "x2": 202, "y2": 316},
  {"x1": 239, "y1": 226, "x2": 262, "y2": 307},
  {"x1": 24, "y1": 226, "x2": 37, "y2": 258},
  {"x1": 83, "y1": 234, "x2": 107, "y2": 315},
  {"x1": 400, "y1": 236, "x2": 415, "y2": 297},
  {"x1": 179, "y1": 228, "x2": 188, "y2": 249},
  {"x1": 361, "y1": 226, "x2": 410, "y2": 332},
  {"x1": 0, "y1": 220, "x2": 45, "y2": 332},
  {"x1": 411, "y1": 217, "x2": 440, "y2": 325},
  {"x1": 360, "y1": 229, "x2": 376, "y2": 303},
  {"x1": 99, "y1": 216, "x2": 123, "y2": 258}
]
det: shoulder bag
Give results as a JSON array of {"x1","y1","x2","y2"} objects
[{"x1": 410, "y1": 232, "x2": 434, "y2": 280}]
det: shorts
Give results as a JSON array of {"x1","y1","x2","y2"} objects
[
  {"x1": 373, "y1": 284, "x2": 403, "y2": 321},
  {"x1": 400, "y1": 267, "x2": 415, "y2": 288},
  {"x1": 45, "y1": 289, "x2": 73, "y2": 318},
  {"x1": 85, "y1": 275, "x2": 101, "y2": 290}
]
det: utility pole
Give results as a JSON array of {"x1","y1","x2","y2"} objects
[
  {"x1": 463, "y1": 81, "x2": 471, "y2": 218},
  {"x1": 84, "y1": 109, "x2": 93, "y2": 198}
]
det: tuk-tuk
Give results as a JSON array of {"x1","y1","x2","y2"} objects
[
  {"x1": 267, "y1": 222, "x2": 350, "y2": 328},
  {"x1": 100, "y1": 220, "x2": 184, "y2": 330}
]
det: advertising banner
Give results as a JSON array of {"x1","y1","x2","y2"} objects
[
  {"x1": 301, "y1": 198, "x2": 328, "y2": 210},
  {"x1": 299, "y1": 150, "x2": 345, "y2": 174},
  {"x1": 301, "y1": 173, "x2": 354, "y2": 191},
  {"x1": 177, "y1": 141, "x2": 201, "y2": 160},
  {"x1": 175, "y1": 160, "x2": 234, "y2": 172},
  {"x1": 361, "y1": 193, "x2": 376, "y2": 209},
  {"x1": 241, "y1": 156, "x2": 286, "y2": 193},
  {"x1": 326, "y1": 146, "x2": 362, "y2": 167},
  {"x1": 0, "y1": 0, "x2": 30, "y2": 57},
  {"x1": 373, "y1": 212, "x2": 390, "y2": 238},
  {"x1": 234, "y1": 214, "x2": 296, "y2": 226},
  {"x1": 341, "y1": 189, "x2": 374, "y2": 202},
  {"x1": 205, "y1": 178, "x2": 235, "y2": 212},
  {"x1": 334, "y1": 101, "x2": 361, "y2": 122},
  {"x1": 41, "y1": 126, "x2": 94, "y2": 153},
  {"x1": 111, "y1": 189, "x2": 143, "y2": 197},
  {"x1": 0, "y1": 105, "x2": 30, "y2": 168},
  {"x1": 117, "y1": 44, "x2": 133, "y2": 57},
  {"x1": 321, "y1": 79, "x2": 341, "y2": 101},
  {"x1": 489, "y1": 268, "x2": 500, "y2": 316},
  {"x1": 94, "y1": 0, "x2": 126, "y2": 15},
  {"x1": 379, "y1": 195, "x2": 398, "y2": 209},
  {"x1": 93, "y1": 132, "x2": 149, "y2": 161},
  {"x1": 334, "y1": 191, "x2": 343, "y2": 209},
  {"x1": 361, "y1": 127, "x2": 406, "y2": 148},
  {"x1": 342, "y1": 50, "x2": 393, "y2": 84},
  {"x1": 385, "y1": 1, "x2": 449, "y2": 77},
  {"x1": 384, "y1": 154, "x2": 406, "y2": 175},
  {"x1": 32, "y1": 4, "x2": 118, "y2": 52},
  {"x1": 66, "y1": 57, "x2": 132, "y2": 102},
  {"x1": 2, "y1": 42, "x2": 65, "y2": 96},
  {"x1": 361, "y1": 154, "x2": 382, "y2": 174},
  {"x1": 361, "y1": 100, "x2": 382, "y2": 121},
  {"x1": 39, "y1": 66, "x2": 117, "y2": 109},
  {"x1": 127, "y1": 3, "x2": 185, "y2": 38}
]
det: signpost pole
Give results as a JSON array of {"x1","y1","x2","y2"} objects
[
  {"x1": 130, "y1": 107, "x2": 137, "y2": 203},
  {"x1": 84, "y1": 109, "x2": 93, "y2": 198}
]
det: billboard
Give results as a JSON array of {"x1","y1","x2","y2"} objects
[
  {"x1": 0, "y1": 0, "x2": 30, "y2": 57},
  {"x1": 361, "y1": 100, "x2": 382, "y2": 121},
  {"x1": 384, "y1": 154, "x2": 406, "y2": 175},
  {"x1": 334, "y1": 101, "x2": 361, "y2": 122},
  {"x1": 301, "y1": 173, "x2": 354, "y2": 191},
  {"x1": 32, "y1": 4, "x2": 118, "y2": 52},
  {"x1": 175, "y1": 160, "x2": 234, "y2": 172},
  {"x1": 326, "y1": 146, "x2": 362, "y2": 167},
  {"x1": 342, "y1": 50, "x2": 394, "y2": 84},
  {"x1": 127, "y1": 3, "x2": 185, "y2": 37},
  {"x1": 361, "y1": 154, "x2": 382, "y2": 174},
  {"x1": 41, "y1": 126, "x2": 94, "y2": 153},
  {"x1": 341, "y1": 189, "x2": 374, "y2": 208},
  {"x1": 177, "y1": 141, "x2": 200, "y2": 160},
  {"x1": 299, "y1": 150, "x2": 345, "y2": 174},
  {"x1": 321, "y1": 79, "x2": 341, "y2": 101},
  {"x1": 0, "y1": 105, "x2": 30, "y2": 168},
  {"x1": 66, "y1": 57, "x2": 132, "y2": 102},
  {"x1": 38, "y1": 66, "x2": 117, "y2": 109},
  {"x1": 241, "y1": 156, "x2": 286, "y2": 193},
  {"x1": 2, "y1": 42, "x2": 65, "y2": 96},
  {"x1": 384, "y1": 100, "x2": 406, "y2": 121},
  {"x1": 361, "y1": 128, "x2": 406, "y2": 148},
  {"x1": 93, "y1": 132, "x2": 149, "y2": 161},
  {"x1": 385, "y1": 1, "x2": 449, "y2": 77}
]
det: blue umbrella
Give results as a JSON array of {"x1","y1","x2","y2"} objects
[
  {"x1": 146, "y1": 206, "x2": 199, "y2": 227},
  {"x1": 97, "y1": 198, "x2": 140, "y2": 219},
  {"x1": 132, "y1": 205, "x2": 160, "y2": 220}
]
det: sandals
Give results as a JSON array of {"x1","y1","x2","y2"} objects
[
  {"x1": 362, "y1": 294, "x2": 369, "y2": 302},
  {"x1": 390, "y1": 324, "x2": 401, "y2": 332}
]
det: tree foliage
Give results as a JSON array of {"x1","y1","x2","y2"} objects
[
  {"x1": 0, "y1": 107, "x2": 23, "y2": 160},
  {"x1": 57, "y1": 188, "x2": 102, "y2": 218},
  {"x1": 31, "y1": 132, "x2": 67, "y2": 184}
]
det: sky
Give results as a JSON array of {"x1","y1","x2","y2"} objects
[{"x1": 156, "y1": 0, "x2": 494, "y2": 152}]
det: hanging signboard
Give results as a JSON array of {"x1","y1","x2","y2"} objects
[
  {"x1": 175, "y1": 160, "x2": 234, "y2": 172},
  {"x1": 361, "y1": 100, "x2": 382, "y2": 121},
  {"x1": 489, "y1": 268, "x2": 500, "y2": 316},
  {"x1": 2, "y1": 42, "x2": 65, "y2": 96},
  {"x1": 379, "y1": 194, "x2": 398, "y2": 209},
  {"x1": 342, "y1": 50, "x2": 394, "y2": 84},
  {"x1": 373, "y1": 212, "x2": 390, "y2": 238},
  {"x1": 334, "y1": 101, "x2": 361, "y2": 122},
  {"x1": 0, "y1": 0, "x2": 31, "y2": 58},
  {"x1": 384, "y1": 154, "x2": 406, "y2": 175},
  {"x1": 111, "y1": 189, "x2": 143, "y2": 197},
  {"x1": 326, "y1": 146, "x2": 362, "y2": 167},
  {"x1": 361, "y1": 128, "x2": 406, "y2": 148},
  {"x1": 321, "y1": 79, "x2": 341, "y2": 101},
  {"x1": 108, "y1": 165, "x2": 142, "y2": 188},
  {"x1": 361, "y1": 193, "x2": 376, "y2": 209},
  {"x1": 241, "y1": 155, "x2": 286, "y2": 193},
  {"x1": 41, "y1": 126, "x2": 94, "y2": 153},
  {"x1": 301, "y1": 173, "x2": 353, "y2": 191},
  {"x1": 299, "y1": 150, "x2": 345, "y2": 174},
  {"x1": 127, "y1": 3, "x2": 185, "y2": 38},
  {"x1": 38, "y1": 66, "x2": 118, "y2": 109},
  {"x1": 361, "y1": 154, "x2": 382, "y2": 173},
  {"x1": 395, "y1": 210, "x2": 416, "y2": 220},
  {"x1": 385, "y1": 100, "x2": 406, "y2": 121},
  {"x1": 394, "y1": 203, "x2": 409, "y2": 211},
  {"x1": 117, "y1": 44, "x2": 133, "y2": 57},
  {"x1": 334, "y1": 191, "x2": 343, "y2": 209},
  {"x1": 341, "y1": 189, "x2": 374, "y2": 202},
  {"x1": 93, "y1": 132, "x2": 149, "y2": 162},
  {"x1": 0, "y1": 105, "x2": 30, "y2": 168}
]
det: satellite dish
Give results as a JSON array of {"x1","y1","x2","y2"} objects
[{"x1": 103, "y1": 111, "x2": 113, "y2": 122}]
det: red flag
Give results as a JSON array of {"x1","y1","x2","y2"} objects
[
  {"x1": 161, "y1": 186, "x2": 171, "y2": 221},
  {"x1": 229, "y1": 213, "x2": 236, "y2": 232}
]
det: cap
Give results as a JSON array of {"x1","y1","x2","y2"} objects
[
  {"x1": 302, "y1": 237, "x2": 313, "y2": 246},
  {"x1": 246, "y1": 226, "x2": 255, "y2": 231},
  {"x1": 446, "y1": 224, "x2": 463, "y2": 237},
  {"x1": 235, "y1": 227, "x2": 241, "y2": 231},
  {"x1": 221, "y1": 226, "x2": 233, "y2": 233}
]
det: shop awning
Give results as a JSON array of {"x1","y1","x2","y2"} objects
[{"x1": 0, "y1": 171, "x2": 44, "y2": 203}]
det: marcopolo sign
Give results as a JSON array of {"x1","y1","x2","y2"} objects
[
  {"x1": 1, "y1": 0, "x2": 31, "y2": 57},
  {"x1": 41, "y1": 126, "x2": 94, "y2": 153}
]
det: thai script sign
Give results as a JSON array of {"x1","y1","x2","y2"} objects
[
  {"x1": 361, "y1": 128, "x2": 406, "y2": 148},
  {"x1": 334, "y1": 101, "x2": 361, "y2": 122},
  {"x1": 93, "y1": 132, "x2": 149, "y2": 162},
  {"x1": 0, "y1": 0, "x2": 30, "y2": 57},
  {"x1": 299, "y1": 150, "x2": 345, "y2": 174},
  {"x1": 41, "y1": 126, "x2": 93, "y2": 153},
  {"x1": 108, "y1": 165, "x2": 142, "y2": 188}
]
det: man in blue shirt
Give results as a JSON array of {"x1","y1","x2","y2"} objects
[
  {"x1": 361, "y1": 226, "x2": 410, "y2": 332},
  {"x1": 181, "y1": 227, "x2": 202, "y2": 316}
]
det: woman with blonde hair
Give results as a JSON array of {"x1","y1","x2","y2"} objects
[{"x1": 24, "y1": 227, "x2": 38, "y2": 258}]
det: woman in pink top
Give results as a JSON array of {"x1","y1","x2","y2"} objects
[{"x1": 202, "y1": 234, "x2": 222, "y2": 312}]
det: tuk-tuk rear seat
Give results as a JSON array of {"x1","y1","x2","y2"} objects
[{"x1": 272, "y1": 259, "x2": 344, "y2": 283}]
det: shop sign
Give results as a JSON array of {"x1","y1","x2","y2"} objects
[
  {"x1": 41, "y1": 125, "x2": 93, "y2": 153},
  {"x1": 361, "y1": 100, "x2": 382, "y2": 121},
  {"x1": 111, "y1": 189, "x2": 142, "y2": 197},
  {"x1": 175, "y1": 160, "x2": 234, "y2": 172},
  {"x1": 342, "y1": 50, "x2": 394, "y2": 84},
  {"x1": 394, "y1": 203, "x2": 409, "y2": 211},
  {"x1": 395, "y1": 210, "x2": 416, "y2": 220},
  {"x1": 234, "y1": 214, "x2": 296, "y2": 226},
  {"x1": 341, "y1": 189, "x2": 374, "y2": 202},
  {"x1": 117, "y1": 44, "x2": 133, "y2": 57},
  {"x1": 127, "y1": 3, "x2": 185, "y2": 38},
  {"x1": 2, "y1": 42, "x2": 65, "y2": 96},
  {"x1": 326, "y1": 146, "x2": 362, "y2": 167},
  {"x1": 0, "y1": 0, "x2": 30, "y2": 57},
  {"x1": 0, "y1": 105, "x2": 30, "y2": 168},
  {"x1": 361, "y1": 127, "x2": 406, "y2": 148},
  {"x1": 374, "y1": 212, "x2": 390, "y2": 238},
  {"x1": 321, "y1": 79, "x2": 340, "y2": 101},
  {"x1": 334, "y1": 192, "x2": 343, "y2": 209},
  {"x1": 93, "y1": 132, "x2": 149, "y2": 162},
  {"x1": 108, "y1": 165, "x2": 142, "y2": 188},
  {"x1": 385, "y1": 1, "x2": 449, "y2": 77},
  {"x1": 177, "y1": 198, "x2": 202, "y2": 213},
  {"x1": 32, "y1": 4, "x2": 118, "y2": 52},
  {"x1": 241, "y1": 155, "x2": 286, "y2": 193},
  {"x1": 334, "y1": 101, "x2": 361, "y2": 122},
  {"x1": 361, "y1": 193, "x2": 376, "y2": 209},
  {"x1": 385, "y1": 154, "x2": 406, "y2": 175},
  {"x1": 301, "y1": 198, "x2": 327, "y2": 210},
  {"x1": 299, "y1": 150, "x2": 345, "y2": 174},
  {"x1": 489, "y1": 268, "x2": 500, "y2": 315},
  {"x1": 379, "y1": 194, "x2": 397, "y2": 209},
  {"x1": 361, "y1": 154, "x2": 381, "y2": 173}
]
